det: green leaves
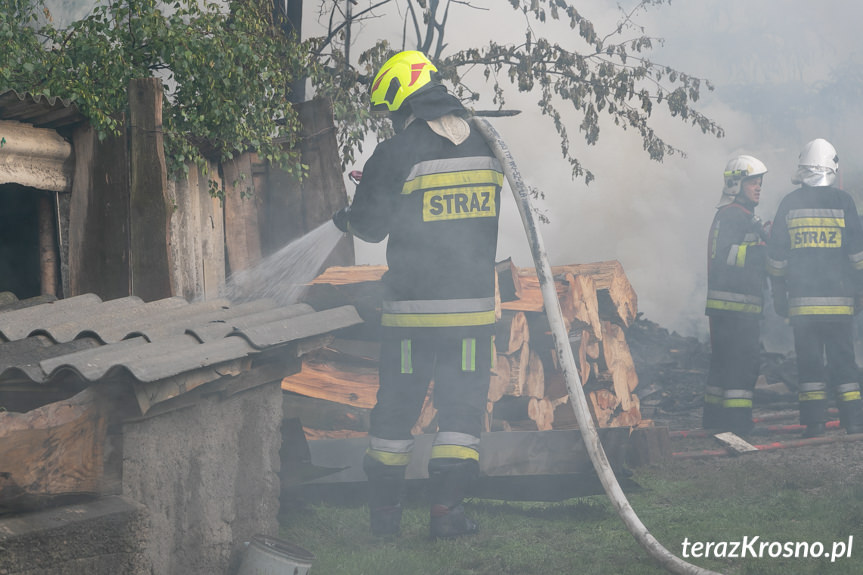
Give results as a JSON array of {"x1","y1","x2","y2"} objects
[
  {"x1": 312, "y1": 0, "x2": 723, "y2": 185},
  {"x1": 1, "y1": 0, "x2": 313, "y2": 180}
]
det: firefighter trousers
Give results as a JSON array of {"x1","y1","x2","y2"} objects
[
  {"x1": 370, "y1": 331, "x2": 493, "y2": 442},
  {"x1": 704, "y1": 314, "x2": 760, "y2": 433},
  {"x1": 792, "y1": 317, "x2": 863, "y2": 428}
]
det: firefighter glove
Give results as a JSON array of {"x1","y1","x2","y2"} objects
[{"x1": 332, "y1": 206, "x2": 351, "y2": 233}]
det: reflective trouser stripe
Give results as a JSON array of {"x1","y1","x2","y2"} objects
[
  {"x1": 837, "y1": 383, "x2": 862, "y2": 402},
  {"x1": 723, "y1": 389, "x2": 753, "y2": 409},
  {"x1": 431, "y1": 432, "x2": 480, "y2": 461},
  {"x1": 430, "y1": 445, "x2": 479, "y2": 461},
  {"x1": 462, "y1": 338, "x2": 476, "y2": 372},
  {"x1": 382, "y1": 309, "x2": 497, "y2": 327},
  {"x1": 382, "y1": 298, "x2": 497, "y2": 328},
  {"x1": 401, "y1": 339, "x2": 412, "y2": 374},
  {"x1": 367, "y1": 437, "x2": 414, "y2": 466},
  {"x1": 706, "y1": 290, "x2": 762, "y2": 314},
  {"x1": 789, "y1": 297, "x2": 854, "y2": 317},
  {"x1": 799, "y1": 382, "x2": 827, "y2": 402}
]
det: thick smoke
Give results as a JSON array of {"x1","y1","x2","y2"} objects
[{"x1": 327, "y1": 1, "x2": 863, "y2": 351}]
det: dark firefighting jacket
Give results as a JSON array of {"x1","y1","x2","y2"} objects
[
  {"x1": 345, "y1": 117, "x2": 503, "y2": 335},
  {"x1": 767, "y1": 186, "x2": 863, "y2": 320},
  {"x1": 706, "y1": 199, "x2": 767, "y2": 316}
]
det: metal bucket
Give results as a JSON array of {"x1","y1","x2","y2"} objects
[{"x1": 237, "y1": 534, "x2": 316, "y2": 575}]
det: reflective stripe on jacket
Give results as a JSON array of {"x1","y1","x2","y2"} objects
[
  {"x1": 767, "y1": 186, "x2": 863, "y2": 320},
  {"x1": 706, "y1": 201, "x2": 766, "y2": 316},
  {"x1": 346, "y1": 118, "x2": 503, "y2": 334}
]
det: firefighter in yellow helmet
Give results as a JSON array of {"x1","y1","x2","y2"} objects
[
  {"x1": 767, "y1": 139, "x2": 863, "y2": 438},
  {"x1": 704, "y1": 155, "x2": 769, "y2": 435},
  {"x1": 332, "y1": 50, "x2": 504, "y2": 538}
]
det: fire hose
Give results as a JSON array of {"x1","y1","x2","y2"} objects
[{"x1": 473, "y1": 117, "x2": 724, "y2": 575}]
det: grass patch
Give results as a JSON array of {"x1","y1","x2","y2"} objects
[{"x1": 279, "y1": 458, "x2": 863, "y2": 575}]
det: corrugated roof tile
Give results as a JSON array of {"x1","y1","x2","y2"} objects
[{"x1": 0, "y1": 294, "x2": 363, "y2": 387}]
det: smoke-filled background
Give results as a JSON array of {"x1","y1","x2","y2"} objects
[
  {"x1": 321, "y1": 0, "x2": 863, "y2": 351},
  {"x1": 41, "y1": 0, "x2": 863, "y2": 349}
]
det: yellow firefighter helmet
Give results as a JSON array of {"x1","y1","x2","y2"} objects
[{"x1": 370, "y1": 51, "x2": 438, "y2": 112}]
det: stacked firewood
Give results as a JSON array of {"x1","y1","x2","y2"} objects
[{"x1": 282, "y1": 259, "x2": 644, "y2": 438}]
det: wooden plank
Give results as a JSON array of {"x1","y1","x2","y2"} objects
[
  {"x1": 223, "y1": 151, "x2": 262, "y2": 274},
  {"x1": 167, "y1": 160, "x2": 226, "y2": 301},
  {"x1": 281, "y1": 358, "x2": 379, "y2": 409},
  {"x1": 0, "y1": 387, "x2": 106, "y2": 511},
  {"x1": 68, "y1": 122, "x2": 130, "y2": 299},
  {"x1": 38, "y1": 195, "x2": 58, "y2": 297},
  {"x1": 600, "y1": 320, "x2": 639, "y2": 410},
  {"x1": 627, "y1": 426, "x2": 671, "y2": 467},
  {"x1": 128, "y1": 78, "x2": 172, "y2": 302},
  {"x1": 714, "y1": 431, "x2": 758, "y2": 454}
]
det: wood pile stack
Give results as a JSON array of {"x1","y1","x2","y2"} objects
[{"x1": 283, "y1": 260, "x2": 645, "y2": 438}]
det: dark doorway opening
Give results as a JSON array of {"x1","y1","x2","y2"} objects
[{"x1": 0, "y1": 184, "x2": 43, "y2": 299}]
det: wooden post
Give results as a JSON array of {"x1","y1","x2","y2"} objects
[
  {"x1": 38, "y1": 194, "x2": 58, "y2": 296},
  {"x1": 128, "y1": 78, "x2": 172, "y2": 301},
  {"x1": 68, "y1": 122, "x2": 130, "y2": 300}
]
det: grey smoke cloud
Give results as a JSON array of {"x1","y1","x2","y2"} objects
[{"x1": 337, "y1": 1, "x2": 863, "y2": 348}]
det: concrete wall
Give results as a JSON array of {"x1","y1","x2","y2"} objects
[
  {"x1": 121, "y1": 380, "x2": 283, "y2": 575},
  {"x1": 0, "y1": 496, "x2": 150, "y2": 575}
]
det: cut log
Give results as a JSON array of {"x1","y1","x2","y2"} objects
[
  {"x1": 588, "y1": 388, "x2": 619, "y2": 428},
  {"x1": 495, "y1": 258, "x2": 522, "y2": 302},
  {"x1": 559, "y1": 272, "x2": 602, "y2": 339},
  {"x1": 509, "y1": 260, "x2": 637, "y2": 327},
  {"x1": 551, "y1": 260, "x2": 638, "y2": 327},
  {"x1": 281, "y1": 359, "x2": 378, "y2": 409},
  {"x1": 505, "y1": 342, "x2": 531, "y2": 397},
  {"x1": 411, "y1": 382, "x2": 437, "y2": 435},
  {"x1": 491, "y1": 396, "x2": 555, "y2": 431},
  {"x1": 282, "y1": 391, "x2": 370, "y2": 432},
  {"x1": 495, "y1": 310, "x2": 530, "y2": 355},
  {"x1": 0, "y1": 387, "x2": 106, "y2": 512},
  {"x1": 524, "y1": 349, "x2": 545, "y2": 399},
  {"x1": 600, "y1": 320, "x2": 639, "y2": 411},
  {"x1": 489, "y1": 353, "x2": 511, "y2": 402},
  {"x1": 609, "y1": 396, "x2": 642, "y2": 428}
]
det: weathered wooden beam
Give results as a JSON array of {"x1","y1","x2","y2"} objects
[
  {"x1": 0, "y1": 120, "x2": 73, "y2": 192},
  {"x1": 128, "y1": 78, "x2": 172, "y2": 302},
  {"x1": 223, "y1": 151, "x2": 262, "y2": 274},
  {"x1": 68, "y1": 122, "x2": 130, "y2": 300},
  {"x1": 0, "y1": 387, "x2": 106, "y2": 512},
  {"x1": 38, "y1": 194, "x2": 58, "y2": 297}
]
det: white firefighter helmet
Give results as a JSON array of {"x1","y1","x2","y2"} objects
[
  {"x1": 717, "y1": 155, "x2": 767, "y2": 207},
  {"x1": 792, "y1": 138, "x2": 839, "y2": 187}
]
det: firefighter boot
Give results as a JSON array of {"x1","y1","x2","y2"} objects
[
  {"x1": 838, "y1": 397, "x2": 863, "y2": 435},
  {"x1": 799, "y1": 386, "x2": 828, "y2": 438},
  {"x1": 428, "y1": 458, "x2": 479, "y2": 539},
  {"x1": 723, "y1": 406, "x2": 754, "y2": 437},
  {"x1": 363, "y1": 455, "x2": 406, "y2": 537}
]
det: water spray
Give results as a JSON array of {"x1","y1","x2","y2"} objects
[{"x1": 473, "y1": 117, "x2": 724, "y2": 575}]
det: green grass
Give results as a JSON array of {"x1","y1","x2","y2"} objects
[{"x1": 280, "y1": 455, "x2": 863, "y2": 575}]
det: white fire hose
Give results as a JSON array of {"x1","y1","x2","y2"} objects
[{"x1": 473, "y1": 118, "x2": 724, "y2": 575}]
